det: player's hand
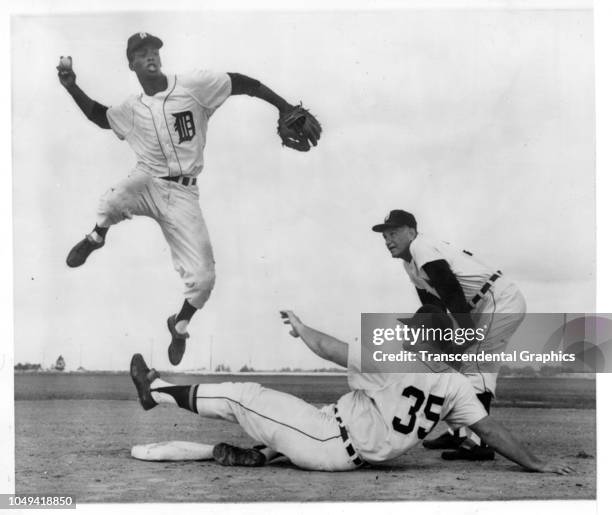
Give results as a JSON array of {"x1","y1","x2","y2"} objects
[
  {"x1": 280, "y1": 310, "x2": 303, "y2": 338},
  {"x1": 531, "y1": 459, "x2": 576, "y2": 475},
  {"x1": 56, "y1": 56, "x2": 76, "y2": 89}
]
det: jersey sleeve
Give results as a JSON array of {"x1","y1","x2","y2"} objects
[
  {"x1": 443, "y1": 376, "x2": 488, "y2": 429},
  {"x1": 410, "y1": 235, "x2": 445, "y2": 269},
  {"x1": 346, "y1": 341, "x2": 394, "y2": 391},
  {"x1": 106, "y1": 97, "x2": 135, "y2": 140},
  {"x1": 181, "y1": 69, "x2": 232, "y2": 114}
]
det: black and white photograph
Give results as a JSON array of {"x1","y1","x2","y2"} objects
[{"x1": 3, "y1": 0, "x2": 610, "y2": 511}]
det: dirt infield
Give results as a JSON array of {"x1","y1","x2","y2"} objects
[{"x1": 14, "y1": 374, "x2": 596, "y2": 502}]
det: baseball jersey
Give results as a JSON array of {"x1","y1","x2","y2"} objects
[
  {"x1": 404, "y1": 233, "x2": 499, "y2": 304},
  {"x1": 336, "y1": 342, "x2": 487, "y2": 463},
  {"x1": 106, "y1": 69, "x2": 232, "y2": 177}
]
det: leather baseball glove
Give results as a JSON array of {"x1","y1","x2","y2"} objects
[{"x1": 277, "y1": 104, "x2": 322, "y2": 152}]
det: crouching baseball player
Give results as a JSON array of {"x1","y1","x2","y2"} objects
[
  {"x1": 129, "y1": 309, "x2": 572, "y2": 474},
  {"x1": 57, "y1": 32, "x2": 321, "y2": 366},
  {"x1": 373, "y1": 210, "x2": 526, "y2": 461}
]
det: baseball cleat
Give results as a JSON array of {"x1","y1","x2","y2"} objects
[
  {"x1": 441, "y1": 445, "x2": 495, "y2": 461},
  {"x1": 212, "y1": 443, "x2": 266, "y2": 467},
  {"x1": 130, "y1": 353, "x2": 160, "y2": 411},
  {"x1": 66, "y1": 235, "x2": 105, "y2": 268},
  {"x1": 423, "y1": 432, "x2": 466, "y2": 450},
  {"x1": 167, "y1": 315, "x2": 189, "y2": 366}
]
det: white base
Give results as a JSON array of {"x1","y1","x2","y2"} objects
[{"x1": 131, "y1": 441, "x2": 215, "y2": 461}]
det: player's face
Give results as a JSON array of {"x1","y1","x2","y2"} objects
[
  {"x1": 382, "y1": 226, "x2": 415, "y2": 257},
  {"x1": 129, "y1": 44, "x2": 163, "y2": 77}
]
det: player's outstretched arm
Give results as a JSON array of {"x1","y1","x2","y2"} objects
[
  {"x1": 421, "y1": 260, "x2": 475, "y2": 331},
  {"x1": 469, "y1": 416, "x2": 575, "y2": 474},
  {"x1": 228, "y1": 73, "x2": 291, "y2": 113},
  {"x1": 228, "y1": 73, "x2": 321, "y2": 151},
  {"x1": 56, "y1": 57, "x2": 111, "y2": 129},
  {"x1": 280, "y1": 311, "x2": 348, "y2": 368}
]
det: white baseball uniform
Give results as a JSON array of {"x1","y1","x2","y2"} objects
[
  {"x1": 403, "y1": 233, "x2": 527, "y2": 394},
  {"x1": 98, "y1": 70, "x2": 232, "y2": 308},
  {"x1": 152, "y1": 343, "x2": 487, "y2": 471}
]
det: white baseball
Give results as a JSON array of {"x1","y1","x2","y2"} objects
[{"x1": 59, "y1": 56, "x2": 72, "y2": 69}]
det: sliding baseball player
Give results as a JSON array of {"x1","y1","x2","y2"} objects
[{"x1": 129, "y1": 308, "x2": 571, "y2": 474}]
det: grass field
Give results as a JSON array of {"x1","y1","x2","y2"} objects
[{"x1": 13, "y1": 373, "x2": 596, "y2": 503}]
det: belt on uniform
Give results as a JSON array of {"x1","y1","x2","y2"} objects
[
  {"x1": 160, "y1": 176, "x2": 197, "y2": 186},
  {"x1": 469, "y1": 271, "x2": 503, "y2": 308},
  {"x1": 333, "y1": 406, "x2": 364, "y2": 467}
]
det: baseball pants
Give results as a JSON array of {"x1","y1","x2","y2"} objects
[
  {"x1": 461, "y1": 277, "x2": 527, "y2": 395},
  {"x1": 95, "y1": 169, "x2": 215, "y2": 308},
  {"x1": 157, "y1": 381, "x2": 361, "y2": 471}
]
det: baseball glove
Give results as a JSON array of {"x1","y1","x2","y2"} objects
[{"x1": 277, "y1": 104, "x2": 322, "y2": 152}]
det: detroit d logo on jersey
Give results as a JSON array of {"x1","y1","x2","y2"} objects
[{"x1": 172, "y1": 111, "x2": 196, "y2": 143}]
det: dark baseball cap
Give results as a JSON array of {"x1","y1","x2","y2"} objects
[
  {"x1": 126, "y1": 32, "x2": 163, "y2": 60},
  {"x1": 397, "y1": 304, "x2": 453, "y2": 332},
  {"x1": 372, "y1": 209, "x2": 417, "y2": 232}
]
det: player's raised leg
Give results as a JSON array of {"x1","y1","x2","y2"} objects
[
  {"x1": 130, "y1": 353, "x2": 161, "y2": 410},
  {"x1": 130, "y1": 353, "x2": 262, "y2": 465},
  {"x1": 66, "y1": 170, "x2": 159, "y2": 268},
  {"x1": 129, "y1": 353, "x2": 359, "y2": 471},
  {"x1": 66, "y1": 226, "x2": 107, "y2": 268},
  {"x1": 158, "y1": 184, "x2": 216, "y2": 365},
  {"x1": 166, "y1": 301, "x2": 199, "y2": 366}
]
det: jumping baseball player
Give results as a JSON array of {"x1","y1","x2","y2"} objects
[
  {"x1": 372, "y1": 210, "x2": 527, "y2": 461},
  {"x1": 56, "y1": 32, "x2": 321, "y2": 366},
  {"x1": 129, "y1": 308, "x2": 572, "y2": 474}
]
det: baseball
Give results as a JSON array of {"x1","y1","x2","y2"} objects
[{"x1": 59, "y1": 56, "x2": 72, "y2": 69}]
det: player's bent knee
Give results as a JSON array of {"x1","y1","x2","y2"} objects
[
  {"x1": 188, "y1": 268, "x2": 216, "y2": 308},
  {"x1": 195, "y1": 268, "x2": 216, "y2": 294}
]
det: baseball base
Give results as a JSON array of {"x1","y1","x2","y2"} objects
[{"x1": 131, "y1": 441, "x2": 214, "y2": 461}]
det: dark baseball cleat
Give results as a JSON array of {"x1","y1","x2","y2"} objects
[
  {"x1": 66, "y1": 235, "x2": 105, "y2": 268},
  {"x1": 252, "y1": 444, "x2": 285, "y2": 462},
  {"x1": 130, "y1": 353, "x2": 160, "y2": 411},
  {"x1": 441, "y1": 445, "x2": 495, "y2": 461},
  {"x1": 212, "y1": 443, "x2": 266, "y2": 467},
  {"x1": 423, "y1": 432, "x2": 466, "y2": 450},
  {"x1": 167, "y1": 315, "x2": 189, "y2": 366}
]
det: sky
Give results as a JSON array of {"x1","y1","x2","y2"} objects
[{"x1": 9, "y1": 4, "x2": 597, "y2": 372}]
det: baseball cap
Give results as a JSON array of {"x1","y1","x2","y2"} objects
[
  {"x1": 397, "y1": 304, "x2": 453, "y2": 332},
  {"x1": 371, "y1": 209, "x2": 417, "y2": 232},
  {"x1": 126, "y1": 32, "x2": 163, "y2": 61}
]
